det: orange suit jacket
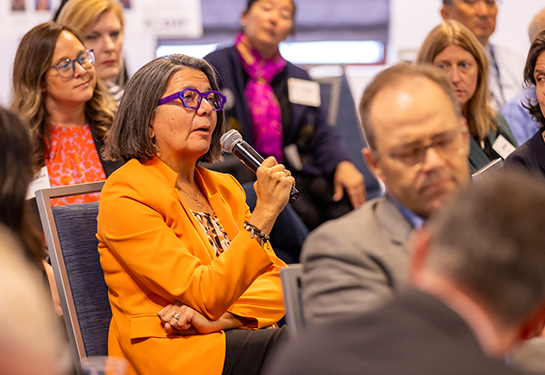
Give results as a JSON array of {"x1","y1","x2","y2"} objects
[{"x1": 97, "y1": 157, "x2": 286, "y2": 375}]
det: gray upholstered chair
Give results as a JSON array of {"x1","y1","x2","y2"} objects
[
  {"x1": 315, "y1": 73, "x2": 382, "y2": 199},
  {"x1": 36, "y1": 181, "x2": 110, "y2": 374},
  {"x1": 280, "y1": 263, "x2": 306, "y2": 339}
]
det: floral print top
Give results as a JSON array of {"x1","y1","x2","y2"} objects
[{"x1": 192, "y1": 211, "x2": 231, "y2": 256}]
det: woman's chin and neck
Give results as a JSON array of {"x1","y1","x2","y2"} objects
[
  {"x1": 45, "y1": 99, "x2": 87, "y2": 128},
  {"x1": 156, "y1": 150, "x2": 204, "y2": 185},
  {"x1": 244, "y1": 33, "x2": 281, "y2": 60},
  {"x1": 100, "y1": 71, "x2": 120, "y2": 86},
  {"x1": 461, "y1": 101, "x2": 469, "y2": 118}
]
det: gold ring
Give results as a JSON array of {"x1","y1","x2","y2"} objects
[{"x1": 173, "y1": 313, "x2": 180, "y2": 320}]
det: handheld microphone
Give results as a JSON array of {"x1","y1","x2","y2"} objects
[{"x1": 220, "y1": 129, "x2": 299, "y2": 203}]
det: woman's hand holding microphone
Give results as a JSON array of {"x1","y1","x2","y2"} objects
[{"x1": 247, "y1": 157, "x2": 295, "y2": 236}]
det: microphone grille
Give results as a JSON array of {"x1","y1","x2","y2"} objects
[{"x1": 220, "y1": 129, "x2": 243, "y2": 152}]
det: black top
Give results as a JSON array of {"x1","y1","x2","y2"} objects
[
  {"x1": 504, "y1": 128, "x2": 545, "y2": 178},
  {"x1": 88, "y1": 120, "x2": 124, "y2": 176},
  {"x1": 468, "y1": 114, "x2": 518, "y2": 174}
]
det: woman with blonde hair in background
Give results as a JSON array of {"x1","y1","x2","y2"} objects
[
  {"x1": 416, "y1": 20, "x2": 517, "y2": 173},
  {"x1": 57, "y1": 0, "x2": 125, "y2": 103}
]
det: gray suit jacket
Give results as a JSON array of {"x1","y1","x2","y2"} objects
[{"x1": 301, "y1": 195, "x2": 413, "y2": 326}]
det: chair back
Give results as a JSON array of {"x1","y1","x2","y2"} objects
[
  {"x1": 35, "y1": 182, "x2": 110, "y2": 372},
  {"x1": 315, "y1": 75, "x2": 342, "y2": 126},
  {"x1": 280, "y1": 263, "x2": 306, "y2": 339},
  {"x1": 315, "y1": 74, "x2": 382, "y2": 199}
]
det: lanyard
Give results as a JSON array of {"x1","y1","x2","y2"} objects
[{"x1": 488, "y1": 44, "x2": 506, "y2": 106}]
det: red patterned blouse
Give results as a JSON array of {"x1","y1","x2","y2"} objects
[{"x1": 45, "y1": 123, "x2": 106, "y2": 206}]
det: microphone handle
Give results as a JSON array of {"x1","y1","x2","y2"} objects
[
  {"x1": 232, "y1": 142, "x2": 299, "y2": 203},
  {"x1": 232, "y1": 142, "x2": 264, "y2": 173}
]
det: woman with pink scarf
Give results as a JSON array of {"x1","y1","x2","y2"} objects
[{"x1": 205, "y1": 0, "x2": 366, "y2": 230}]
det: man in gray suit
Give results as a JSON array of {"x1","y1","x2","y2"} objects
[{"x1": 302, "y1": 64, "x2": 471, "y2": 326}]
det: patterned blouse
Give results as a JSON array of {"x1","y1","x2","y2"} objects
[
  {"x1": 45, "y1": 123, "x2": 106, "y2": 206},
  {"x1": 193, "y1": 210, "x2": 279, "y2": 329},
  {"x1": 192, "y1": 211, "x2": 231, "y2": 256}
]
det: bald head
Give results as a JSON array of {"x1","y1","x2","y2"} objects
[
  {"x1": 359, "y1": 64, "x2": 461, "y2": 150},
  {"x1": 529, "y1": 8, "x2": 545, "y2": 43},
  {"x1": 369, "y1": 76, "x2": 459, "y2": 141}
]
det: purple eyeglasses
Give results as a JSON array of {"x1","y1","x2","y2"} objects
[{"x1": 157, "y1": 88, "x2": 226, "y2": 111}]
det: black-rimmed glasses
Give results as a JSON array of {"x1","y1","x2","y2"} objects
[
  {"x1": 384, "y1": 129, "x2": 467, "y2": 170},
  {"x1": 157, "y1": 88, "x2": 226, "y2": 111},
  {"x1": 50, "y1": 49, "x2": 95, "y2": 78}
]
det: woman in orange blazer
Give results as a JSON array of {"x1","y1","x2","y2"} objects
[{"x1": 97, "y1": 54, "x2": 294, "y2": 375}]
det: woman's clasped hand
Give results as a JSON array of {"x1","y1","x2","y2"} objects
[{"x1": 158, "y1": 301, "x2": 249, "y2": 336}]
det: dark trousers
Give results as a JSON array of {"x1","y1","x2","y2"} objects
[
  {"x1": 242, "y1": 183, "x2": 309, "y2": 264},
  {"x1": 221, "y1": 326, "x2": 289, "y2": 375},
  {"x1": 290, "y1": 173, "x2": 353, "y2": 230}
]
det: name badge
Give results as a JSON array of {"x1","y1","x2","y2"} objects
[
  {"x1": 26, "y1": 166, "x2": 51, "y2": 200},
  {"x1": 283, "y1": 144, "x2": 303, "y2": 171},
  {"x1": 288, "y1": 78, "x2": 321, "y2": 107},
  {"x1": 492, "y1": 135, "x2": 516, "y2": 160}
]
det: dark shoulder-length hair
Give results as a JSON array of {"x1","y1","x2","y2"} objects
[
  {"x1": 523, "y1": 29, "x2": 545, "y2": 130},
  {"x1": 0, "y1": 107, "x2": 45, "y2": 269},
  {"x1": 10, "y1": 21, "x2": 115, "y2": 174},
  {"x1": 103, "y1": 54, "x2": 225, "y2": 164},
  {"x1": 244, "y1": 0, "x2": 297, "y2": 16}
]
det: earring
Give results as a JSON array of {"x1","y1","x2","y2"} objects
[
  {"x1": 146, "y1": 137, "x2": 159, "y2": 156},
  {"x1": 153, "y1": 138, "x2": 160, "y2": 152}
]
